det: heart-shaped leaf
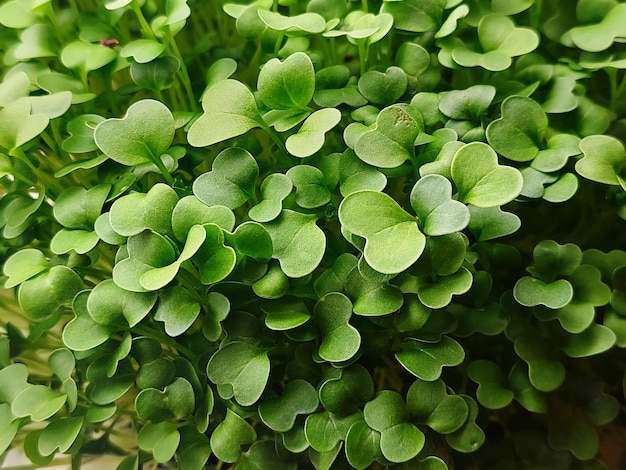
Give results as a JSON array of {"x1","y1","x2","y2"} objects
[
  {"x1": 486, "y1": 96, "x2": 548, "y2": 162},
  {"x1": 109, "y1": 183, "x2": 179, "y2": 237},
  {"x1": 61, "y1": 41, "x2": 117, "y2": 75},
  {"x1": 439, "y1": 85, "x2": 495, "y2": 121},
  {"x1": 153, "y1": 286, "x2": 201, "y2": 336},
  {"x1": 138, "y1": 422, "x2": 180, "y2": 463},
  {"x1": 354, "y1": 105, "x2": 422, "y2": 168},
  {"x1": 249, "y1": 173, "x2": 293, "y2": 222},
  {"x1": 62, "y1": 291, "x2": 116, "y2": 351},
  {"x1": 445, "y1": 395, "x2": 484, "y2": 453},
  {"x1": 514, "y1": 333, "x2": 566, "y2": 392},
  {"x1": 261, "y1": 298, "x2": 310, "y2": 330},
  {"x1": 380, "y1": 0, "x2": 445, "y2": 33},
  {"x1": 467, "y1": 205, "x2": 521, "y2": 241},
  {"x1": 113, "y1": 231, "x2": 176, "y2": 292},
  {"x1": 87, "y1": 279, "x2": 158, "y2": 327},
  {"x1": 314, "y1": 292, "x2": 361, "y2": 362},
  {"x1": 95, "y1": 99, "x2": 175, "y2": 167},
  {"x1": 561, "y1": 324, "x2": 616, "y2": 358},
  {"x1": 11, "y1": 385, "x2": 67, "y2": 422},
  {"x1": 358, "y1": 66, "x2": 407, "y2": 107},
  {"x1": 319, "y1": 364, "x2": 374, "y2": 417},
  {"x1": 206, "y1": 341, "x2": 270, "y2": 406},
  {"x1": 3, "y1": 248, "x2": 50, "y2": 288},
  {"x1": 187, "y1": 79, "x2": 262, "y2": 147},
  {"x1": 191, "y1": 224, "x2": 237, "y2": 285},
  {"x1": 120, "y1": 39, "x2": 166, "y2": 64},
  {"x1": 548, "y1": 417, "x2": 599, "y2": 461},
  {"x1": 339, "y1": 149, "x2": 387, "y2": 197},
  {"x1": 451, "y1": 142, "x2": 523, "y2": 207},
  {"x1": 576, "y1": 135, "x2": 626, "y2": 186},
  {"x1": 410, "y1": 174, "x2": 470, "y2": 236},
  {"x1": 171, "y1": 196, "x2": 235, "y2": 242},
  {"x1": 286, "y1": 165, "x2": 331, "y2": 209},
  {"x1": 257, "y1": 9, "x2": 326, "y2": 35},
  {"x1": 136, "y1": 377, "x2": 195, "y2": 423},
  {"x1": 414, "y1": 266, "x2": 473, "y2": 309},
  {"x1": 467, "y1": 360, "x2": 514, "y2": 409},
  {"x1": 345, "y1": 262, "x2": 404, "y2": 316},
  {"x1": 192, "y1": 147, "x2": 259, "y2": 209},
  {"x1": 406, "y1": 378, "x2": 469, "y2": 434},
  {"x1": 344, "y1": 419, "x2": 383, "y2": 470},
  {"x1": 528, "y1": 239, "x2": 583, "y2": 282},
  {"x1": 258, "y1": 52, "x2": 315, "y2": 111},
  {"x1": 339, "y1": 191, "x2": 425, "y2": 274},
  {"x1": 514, "y1": 277, "x2": 574, "y2": 309},
  {"x1": 0, "y1": 101, "x2": 49, "y2": 153},
  {"x1": 305, "y1": 410, "x2": 361, "y2": 453},
  {"x1": 286, "y1": 108, "x2": 342, "y2": 158},
  {"x1": 449, "y1": 15, "x2": 539, "y2": 71},
  {"x1": 210, "y1": 409, "x2": 256, "y2": 463},
  {"x1": 259, "y1": 379, "x2": 319, "y2": 432},
  {"x1": 62, "y1": 114, "x2": 105, "y2": 153},
  {"x1": 395, "y1": 336, "x2": 465, "y2": 381},
  {"x1": 508, "y1": 360, "x2": 547, "y2": 412},
  {"x1": 262, "y1": 210, "x2": 325, "y2": 278},
  {"x1": 131, "y1": 56, "x2": 180, "y2": 92},
  {"x1": 38, "y1": 417, "x2": 83, "y2": 456},
  {"x1": 363, "y1": 391, "x2": 425, "y2": 463},
  {"x1": 569, "y1": 3, "x2": 626, "y2": 52},
  {"x1": 18, "y1": 266, "x2": 84, "y2": 321},
  {"x1": 0, "y1": 404, "x2": 20, "y2": 456}
]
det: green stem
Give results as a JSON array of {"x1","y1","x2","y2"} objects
[
  {"x1": 361, "y1": 0, "x2": 369, "y2": 13},
  {"x1": 131, "y1": 2, "x2": 156, "y2": 39},
  {"x1": 607, "y1": 68, "x2": 619, "y2": 112},
  {"x1": 167, "y1": 32, "x2": 199, "y2": 112},
  {"x1": 259, "y1": 121, "x2": 290, "y2": 163},
  {"x1": 358, "y1": 42, "x2": 368, "y2": 76}
]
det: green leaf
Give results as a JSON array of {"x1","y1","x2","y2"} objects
[
  {"x1": 120, "y1": 39, "x2": 166, "y2": 63},
  {"x1": 514, "y1": 333, "x2": 566, "y2": 392},
  {"x1": 305, "y1": 411, "x2": 361, "y2": 453},
  {"x1": 363, "y1": 391, "x2": 425, "y2": 463},
  {"x1": 339, "y1": 149, "x2": 387, "y2": 197},
  {"x1": 94, "y1": 99, "x2": 175, "y2": 167},
  {"x1": 576, "y1": 135, "x2": 626, "y2": 185},
  {"x1": 62, "y1": 114, "x2": 105, "y2": 153},
  {"x1": 345, "y1": 262, "x2": 404, "y2": 316},
  {"x1": 439, "y1": 85, "x2": 495, "y2": 121},
  {"x1": 319, "y1": 364, "x2": 374, "y2": 416},
  {"x1": 207, "y1": 341, "x2": 270, "y2": 406},
  {"x1": 18, "y1": 266, "x2": 83, "y2": 321},
  {"x1": 410, "y1": 174, "x2": 470, "y2": 236},
  {"x1": 0, "y1": 101, "x2": 49, "y2": 153},
  {"x1": 285, "y1": 108, "x2": 342, "y2": 158},
  {"x1": 249, "y1": 173, "x2": 293, "y2": 223},
  {"x1": 62, "y1": 291, "x2": 116, "y2": 351},
  {"x1": 171, "y1": 196, "x2": 235, "y2": 242},
  {"x1": 514, "y1": 277, "x2": 574, "y2": 309},
  {"x1": 569, "y1": 3, "x2": 626, "y2": 52},
  {"x1": 381, "y1": 0, "x2": 446, "y2": 33},
  {"x1": 445, "y1": 395, "x2": 484, "y2": 453},
  {"x1": 406, "y1": 378, "x2": 469, "y2": 434},
  {"x1": 529, "y1": 239, "x2": 583, "y2": 282},
  {"x1": 136, "y1": 377, "x2": 195, "y2": 423},
  {"x1": 344, "y1": 420, "x2": 383, "y2": 470},
  {"x1": 131, "y1": 56, "x2": 180, "y2": 92},
  {"x1": 192, "y1": 224, "x2": 237, "y2": 285},
  {"x1": 258, "y1": 52, "x2": 315, "y2": 110},
  {"x1": 61, "y1": 41, "x2": 117, "y2": 74},
  {"x1": 467, "y1": 205, "x2": 521, "y2": 241},
  {"x1": 395, "y1": 336, "x2": 465, "y2": 381},
  {"x1": 0, "y1": 404, "x2": 21, "y2": 456},
  {"x1": 358, "y1": 67, "x2": 408, "y2": 107},
  {"x1": 262, "y1": 210, "x2": 325, "y2": 278},
  {"x1": 257, "y1": 9, "x2": 326, "y2": 35},
  {"x1": 314, "y1": 292, "x2": 361, "y2": 362},
  {"x1": 87, "y1": 279, "x2": 158, "y2": 327},
  {"x1": 467, "y1": 360, "x2": 514, "y2": 409},
  {"x1": 562, "y1": 324, "x2": 616, "y2": 358},
  {"x1": 262, "y1": 297, "x2": 310, "y2": 330},
  {"x1": 451, "y1": 142, "x2": 523, "y2": 207},
  {"x1": 210, "y1": 409, "x2": 256, "y2": 463},
  {"x1": 3, "y1": 248, "x2": 50, "y2": 288},
  {"x1": 450, "y1": 15, "x2": 539, "y2": 71},
  {"x1": 11, "y1": 385, "x2": 67, "y2": 422},
  {"x1": 153, "y1": 286, "x2": 201, "y2": 336},
  {"x1": 286, "y1": 165, "x2": 331, "y2": 209},
  {"x1": 109, "y1": 183, "x2": 179, "y2": 237},
  {"x1": 486, "y1": 96, "x2": 548, "y2": 162},
  {"x1": 138, "y1": 422, "x2": 180, "y2": 463},
  {"x1": 188, "y1": 79, "x2": 261, "y2": 147},
  {"x1": 38, "y1": 417, "x2": 83, "y2": 455},
  {"x1": 193, "y1": 147, "x2": 258, "y2": 209},
  {"x1": 354, "y1": 105, "x2": 421, "y2": 168},
  {"x1": 259, "y1": 379, "x2": 319, "y2": 432},
  {"x1": 339, "y1": 191, "x2": 425, "y2": 274}
]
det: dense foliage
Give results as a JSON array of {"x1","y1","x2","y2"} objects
[{"x1": 1, "y1": 0, "x2": 626, "y2": 468}]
